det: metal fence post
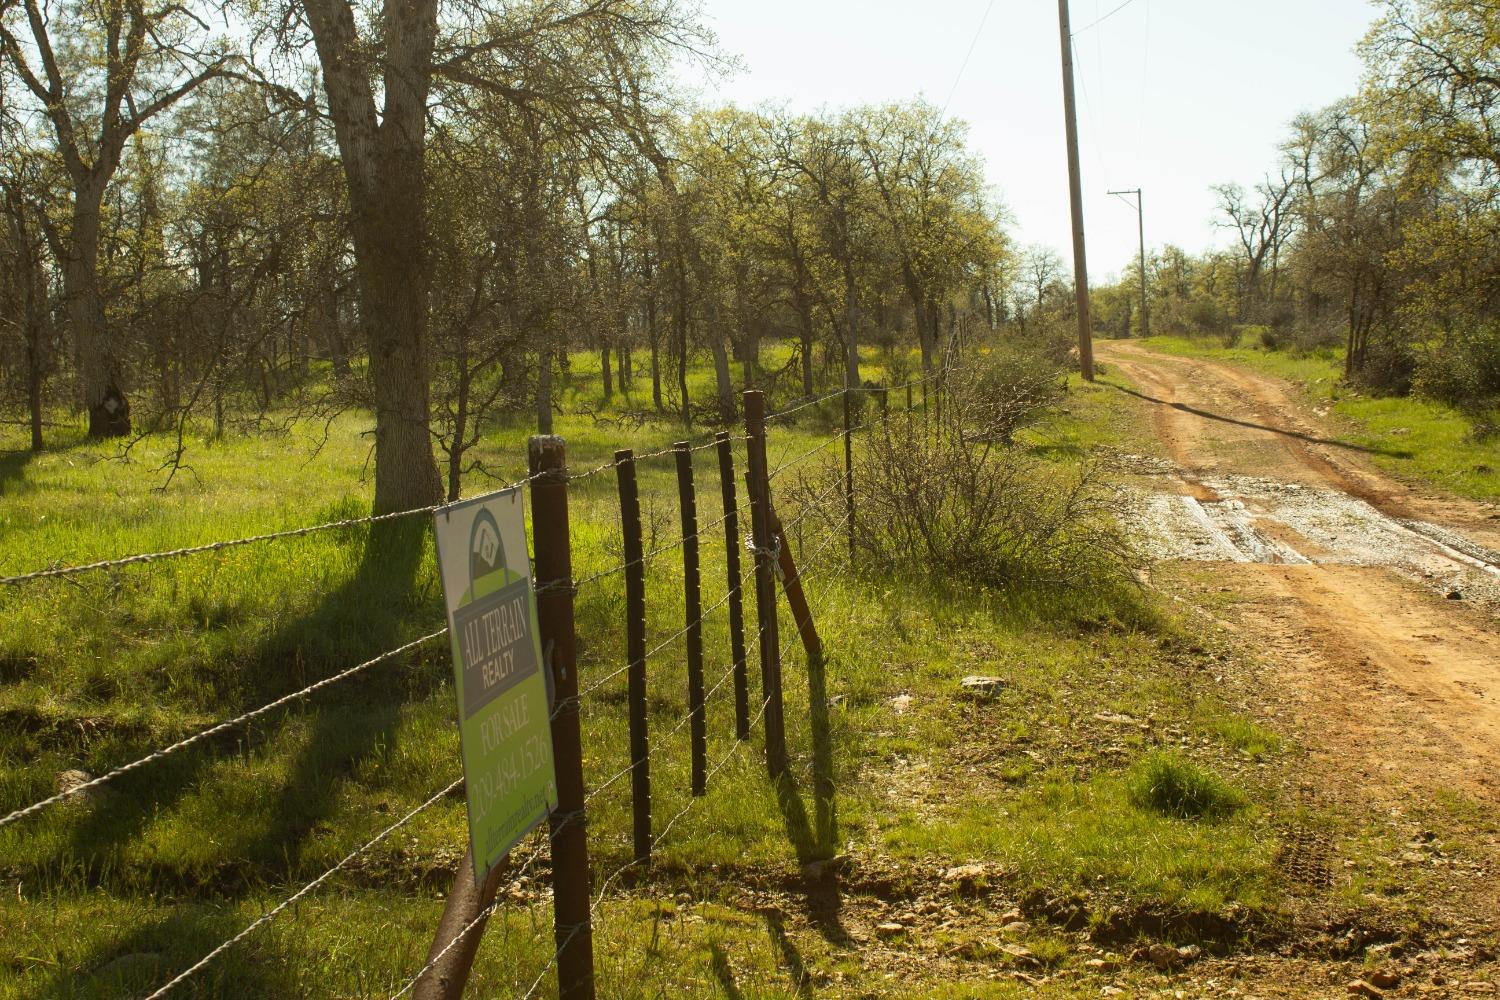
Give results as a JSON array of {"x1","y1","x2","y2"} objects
[
  {"x1": 675, "y1": 442, "x2": 707, "y2": 796},
  {"x1": 743, "y1": 391, "x2": 787, "y2": 779},
  {"x1": 528, "y1": 435, "x2": 595, "y2": 1000},
  {"x1": 615, "y1": 449, "x2": 652, "y2": 866},
  {"x1": 715, "y1": 432, "x2": 750, "y2": 741}
]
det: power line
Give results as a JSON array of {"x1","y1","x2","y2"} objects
[
  {"x1": 1070, "y1": 0, "x2": 1140, "y2": 35},
  {"x1": 941, "y1": 0, "x2": 998, "y2": 118}
]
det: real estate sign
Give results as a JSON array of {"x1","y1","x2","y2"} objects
[{"x1": 433, "y1": 488, "x2": 557, "y2": 883}]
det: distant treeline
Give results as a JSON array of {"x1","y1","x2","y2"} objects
[
  {"x1": 1092, "y1": 0, "x2": 1500, "y2": 430},
  {"x1": 0, "y1": 0, "x2": 1026, "y2": 508}
]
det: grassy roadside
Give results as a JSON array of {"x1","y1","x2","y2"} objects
[
  {"x1": 0, "y1": 343, "x2": 1305, "y2": 998},
  {"x1": 1138, "y1": 334, "x2": 1500, "y2": 502}
]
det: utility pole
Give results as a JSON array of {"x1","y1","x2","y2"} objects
[
  {"x1": 1109, "y1": 188, "x2": 1150, "y2": 338},
  {"x1": 1057, "y1": 0, "x2": 1095, "y2": 381}
]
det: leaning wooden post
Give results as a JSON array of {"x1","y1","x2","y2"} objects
[
  {"x1": 743, "y1": 391, "x2": 787, "y2": 779},
  {"x1": 715, "y1": 432, "x2": 750, "y2": 741},
  {"x1": 528, "y1": 435, "x2": 595, "y2": 1000},
  {"x1": 615, "y1": 449, "x2": 652, "y2": 866},
  {"x1": 675, "y1": 442, "x2": 708, "y2": 796},
  {"x1": 413, "y1": 847, "x2": 509, "y2": 999},
  {"x1": 771, "y1": 513, "x2": 836, "y2": 857}
]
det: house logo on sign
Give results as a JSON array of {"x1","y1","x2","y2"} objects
[{"x1": 469, "y1": 509, "x2": 503, "y2": 587}]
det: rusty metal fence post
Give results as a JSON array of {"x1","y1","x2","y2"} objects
[
  {"x1": 528, "y1": 435, "x2": 595, "y2": 1000},
  {"x1": 714, "y1": 432, "x2": 750, "y2": 741},
  {"x1": 615, "y1": 449, "x2": 652, "y2": 866},
  {"x1": 742, "y1": 391, "x2": 787, "y2": 779},
  {"x1": 675, "y1": 442, "x2": 707, "y2": 796}
]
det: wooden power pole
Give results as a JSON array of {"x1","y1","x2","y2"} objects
[
  {"x1": 1056, "y1": 0, "x2": 1095, "y2": 381},
  {"x1": 1109, "y1": 188, "x2": 1150, "y2": 338}
]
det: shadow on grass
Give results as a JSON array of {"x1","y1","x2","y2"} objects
[
  {"x1": 1104, "y1": 381, "x2": 1415, "y2": 459},
  {"x1": 29, "y1": 521, "x2": 441, "y2": 995},
  {"x1": 235, "y1": 517, "x2": 440, "y2": 872},
  {"x1": 709, "y1": 943, "x2": 747, "y2": 1000},
  {"x1": 34, "y1": 520, "x2": 444, "y2": 995},
  {"x1": 0, "y1": 449, "x2": 34, "y2": 496},
  {"x1": 764, "y1": 910, "x2": 813, "y2": 997},
  {"x1": 30, "y1": 896, "x2": 296, "y2": 999},
  {"x1": 773, "y1": 648, "x2": 838, "y2": 866}
]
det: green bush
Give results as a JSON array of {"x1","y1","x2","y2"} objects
[
  {"x1": 1128, "y1": 751, "x2": 1246, "y2": 820},
  {"x1": 1414, "y1": 322, "x2": 1500, "y2": 435},
  {"x1": 1354, "y1": 332, "x2": 1418, "y2": 396},
  {"x1": 846, "y1": 347, "x2": 1128, "y2": 590}
]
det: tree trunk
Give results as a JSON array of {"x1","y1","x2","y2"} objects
[
  {"x1": 66, "y1": 182, "x2": 129, "y2": 438},
  {"x1": 646, "y1": 293, "x2": 662, "y2": 411},
  {"x1": 618, "y1": 344, "x2": 630, "y2": 393},
  {"x1": 447, "y1": 361, "x2": 469, "y2": 502},
  {"x1": 842, "y1": 261, "x2": 859, "y2": 389},
  {"x1": 348, "y1": 166, "x2": 442, "y2": 514},
  {"x1": 306, "y1": 0, "x2": 442, "y2": 515},
  {"x1": 709, "y1": 333, "x2": 733, "y2": 422},
  {"x1": 673, "y1": 254, "x2": 690, "y2": 426},
  {"x1": 600, "y1": 344, "x2": 612, "y2": 402},
  {"x1": 793, "y1": 289, "x2": 815, "y2": 396},
  {"x1": 536, "y1": 345, "x2": 554, "y2": 435},
  {"x1": 8, "y1": 193, "x2": 46, "y2": 451}
]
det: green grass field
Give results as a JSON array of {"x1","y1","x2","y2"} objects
[
  {"x1": 1138, "y1": 334, "x2": 1500, "y2": 502},
  {"x1": 0, "y1": 342, "x2": 1296, "y2": 998}
]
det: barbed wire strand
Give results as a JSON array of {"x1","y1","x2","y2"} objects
[
  {"x1": 567, "y1": 494, "x2": 753, "y2": 592},
  {"x1": 0, "y1": 432, "x2": 757, "y2": 587},
  {"x1": 399, "y1": 530, "x2": 845, "y2": 1000},
  {"x1": 0, "y1": 470, "x2": 558, "y2": 587},
  {"x1": 0, "y1": 630, "x2": 449, "y2": 830},
  {"x1": 516, "y1": 691, "x2": 777, "y2": 1000},
  {"x1": 574, "y1": 470, "x2": 849, "y2": 703},
  {"x1": 386, "y1": 828, "x2": 557, "y2": 999},
  {"x1": 564, "y1": 434, "x2": 750, "y2": 484},
  {"x1": 143, "y1": 775, "x2": 465, "y2": 1000}
]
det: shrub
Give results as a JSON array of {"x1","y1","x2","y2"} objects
[
  {"x1": 1128, "y1": 751, "x2": 1245, "y2": 820},
  {"x1": 1414, "y1": 321, "x2": 1500, "y2": 435},
  {"x1": 833, "y1": 351, "x2": 1133, "y2": 591},
  {"x1": 1354, "y1": 332, "x2": 1417, "y2": 396},
  {"x1": 942, "y1": 345, "x2": 1066, "y2": 444}
]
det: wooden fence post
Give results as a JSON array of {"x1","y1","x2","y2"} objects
[
  {"x1": 675, "y1": 442, "x2": 707, "y2": 796},
  {"x1": 615, "y1": 449, "x2": 652, "y2": 866},
  {"x1": 714, "y1": 432, "x2": 750, "y2": 741},
  {"x1": 528, "y1": 435, "x2": 595, "y2": 1000}
]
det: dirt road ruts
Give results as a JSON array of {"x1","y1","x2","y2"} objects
[{"x1": 1097, "y1": 339, "x2": 1500, "y2": 804}]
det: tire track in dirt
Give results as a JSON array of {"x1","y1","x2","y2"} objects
[{"x1": 1096, "y1": 339, "x2": 1500, "y2": 805}]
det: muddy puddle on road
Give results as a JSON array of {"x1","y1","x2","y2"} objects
[{"x1": 1115, "y1": 454, "x2": 1500, "y2": 609}]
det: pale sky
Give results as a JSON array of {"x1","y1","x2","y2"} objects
[{"x1": 680, "y1": 0, "x2": 1378, "y2": 282}]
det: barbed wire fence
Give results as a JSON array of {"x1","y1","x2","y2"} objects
[{"x1": 0, "y1": 377, "x2": 942, "y2": 998}]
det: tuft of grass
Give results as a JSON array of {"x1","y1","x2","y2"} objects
[
  {"x1": 1198, "y1": 711, "x2": 1283, "y2": 760},
  {"x1": 1127, "y1": 751, "x2": 1246, "y2": 821}
]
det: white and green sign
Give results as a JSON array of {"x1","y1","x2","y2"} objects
[{"x1": 433, "y1": 488, "x2": 557, "y2": 883}]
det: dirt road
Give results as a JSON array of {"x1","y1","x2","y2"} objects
[{"x1": 1097, "y1": 340, "x2": 1500, "y2": 804}]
